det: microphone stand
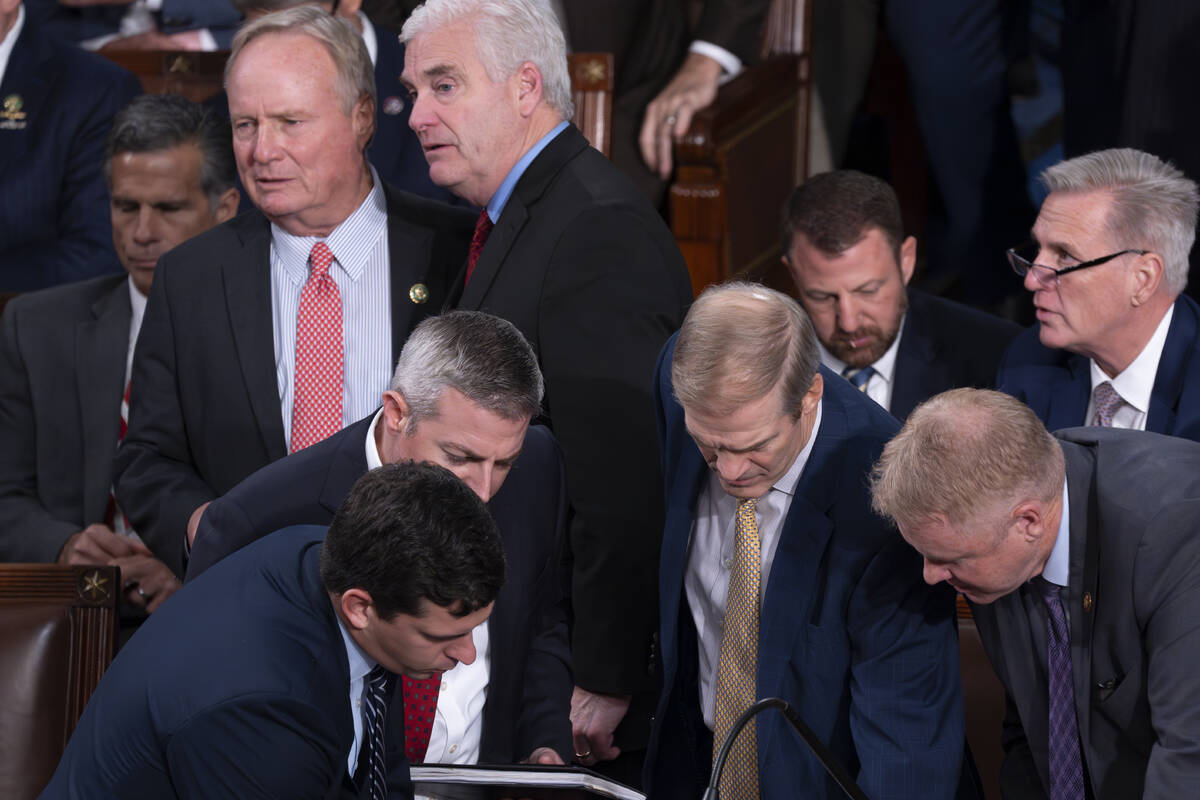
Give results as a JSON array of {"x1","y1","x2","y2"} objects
[{"x1": 702, "y1": 697, "x2": 870, "y2": 800}]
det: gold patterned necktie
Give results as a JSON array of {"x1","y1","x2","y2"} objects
[{"x1": 712, "y1": 497, "x2": 761, "y2": 798}]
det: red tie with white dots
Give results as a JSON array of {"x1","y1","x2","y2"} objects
[{"x1": 290, "y1": 241, "x2": 343, "y2": 453}]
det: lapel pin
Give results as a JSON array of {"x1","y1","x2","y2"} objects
[
  {"x1": 409, "y1": 283, "x2": 429, "y2": 304},
  {"x1": 382, "y1": 96, "x2": 406, "y2": 116},
  {"x1": 1082, "y1": 592, "x2": 1093, "y2": 612},
  {"x1": 1, "y1": 94, "x2": 27, "y2": 129}
]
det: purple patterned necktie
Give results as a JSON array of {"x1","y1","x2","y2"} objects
[
  {"x1": 1090, "y1": 381, "x2": 1123, "y2": 427},
  {"x1": 1035, "y1": 578, "x2": 1086, "y2": 800}
]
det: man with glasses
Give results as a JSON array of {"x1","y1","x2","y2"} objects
[{"x1": 998, "y1": 148, "x2": 1200, "y2": 438}]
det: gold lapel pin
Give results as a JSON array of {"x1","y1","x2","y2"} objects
[{"x1": 409, "y1": 283, "x2": 429, "y2": 304}]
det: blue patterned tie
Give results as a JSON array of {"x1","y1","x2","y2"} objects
[
  {"x1": 360, "y1": 664, "x2": 394, "y2": 800},
  {"x1": 1035, "y1": 578, "x2": 1086, "y2": 800},
  {"x1": 1090, "y1": 381, "x2": 1123, "y2": 427},
  {"x1": 842, "y1": 365, "x2": 875, "y2": 392}
]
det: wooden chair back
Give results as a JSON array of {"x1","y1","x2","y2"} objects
[
  {"x1": 0, "y1": 565, "x2": 119, "y2": 799},
  {"x1": 101, "y1": 51, "x2": 228, "y2": 103},
  {"x1": 567, "y1": 52, "x2": 614, "y2": 157}
]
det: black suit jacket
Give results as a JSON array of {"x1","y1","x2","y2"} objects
[
  {"x1": 44, "y1": 526, "x2": 408, "y2": 799},
  {"x1": 972, "y1": 428, "x2": 1200, "y2": 798},
  {"x1": 113, "y1": 185, "x2": 474, "y2": 576},
  {"x1": 888, "y1": 288, "x2": 1021, "y2": 420},
  {"x1": 449, "y1": 124, "x2": 693, "y2": 708},
  {"x1": 0, "y1": 275, "x2": 129, "y2": 562},
  {"x1": 0, "y1": 16, "x2": 141, "y2": 291},
  {"x1": 186, "y1": 417, "x2": 573, "y2": 763}
]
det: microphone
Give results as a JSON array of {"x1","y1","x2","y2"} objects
[{"x1": 702, "y1": 697, "x2": 869, "y2": 800}]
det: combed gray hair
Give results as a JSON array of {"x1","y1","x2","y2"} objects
[
  {"x1": 672, "y1": 281, "x2": 820, "y2": 417},
  {"x1": 870, "y1": 389, "x2": 1065, "y2": 533},
  {"x1": 104, "y1": 94, "x2": 236, "y2": 209},
  {"x1": 1040, "y1": 148, "x2": 1199, "y2": 296},
  {"x1": 401, "y1": 0, "x2": 574, "y2": 120},
  {"x1": 227, "y1": 5, "x2": 376, "y2": 117},
  {"x1": 391, "y1": 310, "x2": 543, "y2": 428}
]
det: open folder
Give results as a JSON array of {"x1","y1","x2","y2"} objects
[{"x1": 411, "y1": 764, "x2": 646, "y2": 800}]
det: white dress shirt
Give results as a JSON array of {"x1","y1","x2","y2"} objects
[
  {"x1": 685, "y1": 401, "x2": 823, "y2": 728},
  {"x1": 1041, "y1": 482, "x2": 1071, "y2": 588},
  {"x1": 338, "y1": 616, "x2": 377, "y2": 775},
  {"x1": 364, "y1": 410, "x2": 491, "y2": 765},
  {"x1": 817, "y1": 318, "x2": 905, "y2": 413},
  {"x1": 125, "y1": 277, "x2": 148, "y2": 386},
  {"x1": 1085, "y1": 304, "x2": 1174, "y2": 430},
  {"x1": 271, "y1": 170, "x2": 392, "y2": 451}
]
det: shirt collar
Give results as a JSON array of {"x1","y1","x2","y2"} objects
[
  {"x1": 776, "y1": 399, "x2": 822, "y2": 497},
  {"x1": 1089, "y1": 303, "x2": 1174, "y2": 414},
  {"x1": 0, "y1": 4, "x2": 24, "y2": 83},
  {"x1": 127, "y1": 275, "x2": 147, "y2": 334},
  {"x1": 357, "y1": 11, "x2": 378, "y2": 67},
  {"x1": 816, "y1": 313, "x2": 905, "y2": 385},
  {"x1": 270, "y1": 166, "x2": 387, "y2": 284},
  {"x1": 485, "y1": 120, "x2": 569, "y2": 223},
  {"x1": 364, "y1": 407, "x2": 385, "y2": 470},
  {"x1": 1040, "y1": 480, "x2": 1071, "y2": 587},
  {"x1": 337, "y1": 613, "x2": 376, "y2": 683}
]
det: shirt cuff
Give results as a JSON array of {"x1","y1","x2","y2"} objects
[{"x1": 689, "y1": 40, "x2": 743, "y2": 82}]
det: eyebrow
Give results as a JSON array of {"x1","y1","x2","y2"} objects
[
  {"x1": 686, "y1": 430, "x2": 778, "y2": 454},
  {"x1": 441, "y1": 442, "x2": 524, "y2": 464}
]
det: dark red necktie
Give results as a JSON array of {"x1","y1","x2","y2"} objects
[
  {"x1": 464, "y1": 210, "x2": 493, "y2": 286},
  {"x1": 402, "y1": 674, "x2": 442, "y2": 763},
  {"x1": 290, "y1": 241, "x2": 343, "y2": 453}
]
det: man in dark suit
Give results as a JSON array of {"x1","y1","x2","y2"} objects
[
  {"x1": 783, "y1": 170, "x2": 1020, "y2": 420},
  {"x1": 997, "y1": 148, "x2": 1200, "y2": 439},
  {"x1": 188, "y1": 310, "x2": 571, "y2": 765},
  {"x1": 872, "y1": 388, "x2": 1200, "y2": 798},
  {"x1": 0, "y1": 0, "x2": 142, "y2": 291},
  {"x1": 401, "y1": 0, "x2": 693, "y2": 776},
  {"x1": 44, "y1": 462, "x2": 505, "y2": 798},
  {"x1": 224, "y1": 0, "x2": 457, "y2": 206},
  {"x1": 0, "y1": 95, "x2": 238, "y2": 619},
  {"x1": 113, "y1": 7, "x2": 475, "y2": 574},
  {"x1": 646, "y1": 282, "x2": 963, "y2": 799}
]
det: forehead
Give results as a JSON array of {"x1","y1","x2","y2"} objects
[
  {"x1": 789, "y1": 228, "x2": 900, "y2": 287},
  {"x1": 110, "y1": 144, "x2": 206, "y2": 196},
  {"x1": 229, "y1": 32, "x2": 339, "y2": 104},
  {"x1": 402, "y1": 20, "x2": 485, "y2": 80},
  {"x1": 409, "y1": 388, "x2": 528, "y2": 443},
  {"x1": 1033, "y1": 189, "x2": 1115, "y2": 247},
  {"x1": 683, "y1": 388, "x2": 787, "y2": 448}
]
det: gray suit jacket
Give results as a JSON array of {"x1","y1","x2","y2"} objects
[
  {"x1": 971, "y1": 427, "x2": 1200, "y2": 798},
  {"x1": 0, "y1": 274, "x2": 130, "y2": 561}
]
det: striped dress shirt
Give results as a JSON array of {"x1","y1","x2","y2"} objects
[{"x1": 269, "y1": 172, "x2": 392, "y2": 451}]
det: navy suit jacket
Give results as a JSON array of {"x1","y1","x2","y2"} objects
[
  {"x1": 43, "y1": 526, "x2": 409, "y2": 799},
  {"x1": 0, "y1": 275, "x2": 130, "y2": 562},
  {"x1": 645, "y1": 337, "x2": 964, "y2": 799},
  {"x1": 996, "y1": 294, "x2": 1200, "y2": 438},
  {"x1": 889, "y1": 288, "x2": 1021, "y2": 420},
  {"x1": 0, "y1": 16, "x2": 141, "y2": 291},
  {"x1": 112, "y1": 185, "x2": 474, "y2": 576},
  {"x1": 186, "y1": 417, "x2": 574, "y2": 763}
]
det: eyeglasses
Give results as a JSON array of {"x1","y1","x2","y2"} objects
[{"x1": 1007, "y1": 243, "x2": 1148, "y2": 287}]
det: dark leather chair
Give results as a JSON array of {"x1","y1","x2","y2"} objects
[{"x1": 0, "y1": 565, "x2": 119, "y2": 800}]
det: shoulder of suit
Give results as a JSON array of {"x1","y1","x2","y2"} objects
[
  {"x1": 907, "y1": 289, "x2": 1022, "y2": 340},
  {"x1": 26, "y1": 25, "x2": 140, "y2": 94},
  {"x1": 999, "y1": 322, "x2": 1074, "y2": 372},
  {"x1": 4, "y1": 273, "x2": 126, "y2": 321},
  {"x1": 158, "y1": 209, "x2": 267, "y2": 270},
  {"x1": 382, "y1": 182, "x2": 477, "y2": 233}
]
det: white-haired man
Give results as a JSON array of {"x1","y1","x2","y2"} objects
[
  {"x1": 400, "y1": 0, "x2": 694, "y2": 779},
  {"x1": 872, "y1": 388, "x2": 1200, "y2": 798},
  {"x1": 998, "y1": 148, "x2": 1200, "y2": 439}
]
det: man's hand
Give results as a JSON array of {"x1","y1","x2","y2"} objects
[
  {"x1": 186, "y1": 501, "x2": 211, "y2": 548},
  {"x1": 638, "y1": 52, "x2": 724, "y2": 179},
  {"x1": 522, "y1": 747, "x2": 565, "y2": 766},
  {"x1": 113, "y1": 554, "x2": 180, "y2": 614},
  {"x1": 58, "y1": 523, "x2": 151, "y2": 566},
  {"x1": 569, "y1": 687, "x2": 630, "y2": 767}
]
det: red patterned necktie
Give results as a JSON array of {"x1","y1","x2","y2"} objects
[
  {"x1": 290, "y1": 241, "x2": 343, "y2": 453},
  {"x1": 464, "y1": 210, "x2": 493, "y2": 286},
  {"x1": 402, "y1": 674, "x2": 442, "y2": 763},
  {"x1": 106, "y1": 381, "x2": 133, "y2": 535}
]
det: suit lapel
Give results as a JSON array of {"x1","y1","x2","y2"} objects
[
  {"x1": 890, "y1": 306, "x2": 940, "y2": 420},
  {"x1": 755, "y1": 399, "x2": 839, "y2": 759},
  {"x1": 1047, "y1": 354, "x2": 1091, "y2": 429},
  {"x1": 661, "y1": 437, "x2": 710, "y2": 686},
  {"x1": 78, "y1": 279, "x2": 132, "y2": 522},
  {"x1": 225, "y1": 215, "x2": 288, "y2": 460},
  {"x1": 384, "y1": 186, "x2": 437, "y2": 358},
  {"x1": 1146, "y1": 295, "x2": 1198, "y2": 434},
  {"x1": 320, "y1": 416, "x2": 374, "y2": 514},
  {"x1": 1063, "y1": 440, "x2": 1100, "y2": 760},
  {"x1": 457, "y1": 126, "x2": 588, "y2": 310}
]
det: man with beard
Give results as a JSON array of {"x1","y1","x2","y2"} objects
[{"x1": 783, "y1": 170, "x2": 1020, "y2": 420}]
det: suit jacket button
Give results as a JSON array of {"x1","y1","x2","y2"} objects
[{"x1": 1082, "y1": 591, "x2": 1093, "y2": 612}]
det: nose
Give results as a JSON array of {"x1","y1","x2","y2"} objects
[
  {"x1": 132, "y1": 208, "x2": 159, "y2": 244},
  {"x1": 446, "y1": 632, "x2": 477, "y2": 666},
  {"x1": 459, "y1": 464, "x2": 496, "y2": 504},
  {"x1": 922, "y1": 560, "x2": 951, "y2": 586},
  {"x1": 251, "y1": 123, "x2": 282, "y2": 164},
  {"x1": 713, "y1": 451, "x2": 750, "y2": 483},
  {"x1": 834, "y1": 294, "x2": 863, "y2": 331},
  {"x1": 408, "y1": 91, "x2": 434, "y2": 133},
  {"x1": 1022, "y1": 263, "x2": 1043, "y2": 293}
]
